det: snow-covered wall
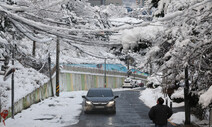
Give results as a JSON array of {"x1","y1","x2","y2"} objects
[
  {"x1": 7, "y1": 80, "x2": 54, "y2": 118},
  {"x1": 60, "y1": 72, "x2": 126, "y2": 91},
  {"x1": 60, "y1": 65, "x2": 148, "y2": 91}
]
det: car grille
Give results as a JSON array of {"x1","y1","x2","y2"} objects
[{"x1": 92, "y1": 102, "x2": 107, "y2": 105}]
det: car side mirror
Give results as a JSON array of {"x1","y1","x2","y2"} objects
[
  {"x1": 82, "y1": 95, "x2": 86, "y2": 98},
  {"x1": 114, "y1": 95, "x2": 119, "y2": 99}
]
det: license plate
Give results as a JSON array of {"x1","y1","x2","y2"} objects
[{"x1": 95, "y1": 106, "x2": 104, "y2": 108}]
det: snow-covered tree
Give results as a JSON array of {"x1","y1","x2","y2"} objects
[{"x1": 141, "y1": 0, "x2": 212, "y2": 119}]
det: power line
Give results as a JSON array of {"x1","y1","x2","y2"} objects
[{"x1": 67, "y1": 42, "x2": 117, "y2": 60}]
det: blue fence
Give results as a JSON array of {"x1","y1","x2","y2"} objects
[{"x1": 63, "y1": 64, "x2": 149, "y2": 76}]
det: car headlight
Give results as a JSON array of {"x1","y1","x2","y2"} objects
[
  {"x1": 107, "y1": 101, "x2": 115, "y2": 106},
  {"x1": 85, "y1": 101, "x2": 92, "y2": 105}
]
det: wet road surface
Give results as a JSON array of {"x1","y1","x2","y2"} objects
[{"x1": 68, "y1": 88, "x2": 180, "y2": 127}]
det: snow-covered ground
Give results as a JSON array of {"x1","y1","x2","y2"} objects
[
  {"x1": 0, "y1": 63, "x2": 49, "y2": 110},
  {"x1": 1, "y1": 87, "x2": 205, "y2": 127}
]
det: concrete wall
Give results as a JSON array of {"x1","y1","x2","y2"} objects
[
  {"x1": 60, "y1": 72, "x2": 125, "y2": 91},
  {"x1": 7, "y1": 79, "x2": 55, "y2": 118}
]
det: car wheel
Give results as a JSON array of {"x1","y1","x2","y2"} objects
[
  {"x1": 113, "y1": 110, "x2": 116, "y2": 114},
  {"x1": 111, "y1": 110, "x2": 116, "y2": 114},
  {"x1": 84, "y1": 108, "x2": 90, "y2": 114},
  {"x1": 84, "y1": 111, "x2": 90, "y2": 114}
]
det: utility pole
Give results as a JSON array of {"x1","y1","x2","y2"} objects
[
  {"x1": 48, "y1": 53, "x2": 54, "y2": 96},
  {"x1": 11, "y1": 33, "x2": 15, "y2": 119},
  {"x1": 149, "y1": 57, "x2": 152, "y2": 75},
  {"x1": 32, "y1": 30, "x2": 37, "y2": 57},
  {"x1": 127, "y1": 56, "x2": 129, "y2": 70},
  {"x1": 56, "y1": 37, "x2": 60, "y2": 97},
  {"x1": 104, "y1": 58, "x2": 106, "y2": 88},
  {"x1": 11, "y1": 45, "x2": 15, "y2": 119},
  {"x1": 126, "y1": 55, "x2": 130, "y2": 77},
  {"x1": 32, "y1": 41, "x2": 36, "y2": 57},
  {"x1": 184, "y1": 66, "x2": 190, "y2": 125}
]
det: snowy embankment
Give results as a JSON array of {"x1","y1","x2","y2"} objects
[
  {"x1": 4, "y1": 91, "x2": 86, "y2": 127},
  {"x1": 0, "y1": 63, "x2": 49, "y2": 110},
  {"x1": 139, "y1": 87, "x2": 184, "y2": 108},
  {"x1": 139, "y1": 87, "x2": 200, "y2": 125}
]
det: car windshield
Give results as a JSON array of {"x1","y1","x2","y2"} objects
[
  {"x1": 124, "y1": 81, "x2": 130, "y2": 83},
  {"x1": 124, "y1": 78, "x2": 131, "y2": 82},
  {"x1": 87, "y1": 89, "x2": 113, "y2": 97}
]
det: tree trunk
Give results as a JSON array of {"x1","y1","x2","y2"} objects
[{"x1": 184, "y1": 66, "x2": 191, "y2": 125}]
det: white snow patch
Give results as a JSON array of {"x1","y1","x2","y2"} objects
[
  {"x1": 169, "y1": 112, "x2": 200, "y2": 124},
  {"x1": 199, "y1": 85, "x2": 212, "y2": 108}
]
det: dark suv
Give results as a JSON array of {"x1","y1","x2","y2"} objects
[{"x1": 82, "y1": 88, "x2": 119, "y2": 114}]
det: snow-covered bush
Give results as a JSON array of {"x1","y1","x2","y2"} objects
[{"x1": 146, "y1": 74, "x2": 162, "y2": 88}]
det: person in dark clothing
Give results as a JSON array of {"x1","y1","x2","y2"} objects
[{"x1": 148, "y1": 97, "x2": 173, "y2": 127}]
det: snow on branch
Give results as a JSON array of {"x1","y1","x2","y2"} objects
[
  {"x1": 11, "y1": 19, "x2": 53, "y2": 43},
  {"x1": 0, "y1": 6, "x2": 105, "y2": 37},
  {"x1": 158, "y1": 11, "x2": 183, "y2": 22},
  {"x1": 0, "y1": 2, "x2": 28, "y2": 12},
  {"x1": 0, "y1": 6, "x2": 123, "y2": 46},
  {"x1": 0, "y1": 35, "x2": 7, "y2": 44},
  {"x1": 21, "y1": 12, "x2": 68, "y2": 26},
  {"x1": 67, "y1": 42, "x2": 116, "y2": 60}
]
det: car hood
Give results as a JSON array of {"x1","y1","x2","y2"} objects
[{"x1": 86, "y1": 97, "x2": 114, "y2": 102}]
